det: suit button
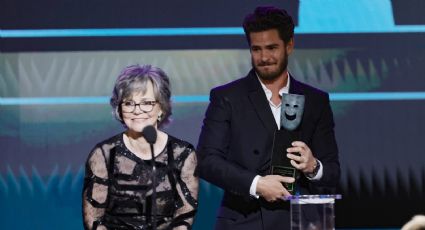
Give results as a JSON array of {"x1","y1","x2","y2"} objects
[{"x1": 253, "y1": 149, "x2": 260, "y2": 155}]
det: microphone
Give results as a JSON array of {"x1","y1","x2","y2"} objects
[
  {"x1": 142, "y1": 125, "x2": 157, "y2": 144},
  {"x1": 142, "y1": 125, "x2": 158, "y2": 230}
]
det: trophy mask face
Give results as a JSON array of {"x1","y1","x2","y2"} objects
[{"x1": 281, "y1": 93, "x2": 305, "y2": 131}]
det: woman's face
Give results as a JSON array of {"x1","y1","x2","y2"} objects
[{"x1": 121, "y1": 80, "x2": 162, "y2": 133}]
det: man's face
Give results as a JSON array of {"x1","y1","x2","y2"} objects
[{"x1": 249, "y1": 29, "x2": 293, "y2": 81}]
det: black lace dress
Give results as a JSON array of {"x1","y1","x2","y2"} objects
[{"x1": 82, "y1": 133, "x2": 198, "y2": 230}]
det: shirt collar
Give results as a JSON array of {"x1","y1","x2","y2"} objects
[{"x1": 256, "y1": 72, "x2": 290, "y2": 100}]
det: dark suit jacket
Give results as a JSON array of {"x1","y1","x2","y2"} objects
[{"x1": 196, "y1": 69, "x2": 340, "y2": 230}]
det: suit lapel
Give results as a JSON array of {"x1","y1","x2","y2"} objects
[
  {"x1": 246, "y1": 70, "x2": 277, "y2": 138},
  {"x1": 288, "y1": 74, "x2": 304, "y2": 95}
]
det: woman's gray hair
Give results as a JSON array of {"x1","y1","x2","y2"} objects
[{"x1": 110, "y1": 64, "x2": 172, "y2": 128}]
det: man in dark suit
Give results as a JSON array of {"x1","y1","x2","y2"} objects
[{"x1": 196, "y1": 6, "x2": 340, "y2": 230}]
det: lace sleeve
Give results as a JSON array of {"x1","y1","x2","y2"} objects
[
  {"x1": 172, "y1": 149, "x2": 199, "y2": 230},
  {"x1": 82, "y1": 147, "x2": 109, "y2": 230}
]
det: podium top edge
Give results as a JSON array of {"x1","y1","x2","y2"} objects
[{"x1": 286, "y1": 194, "x2": 342, "y2": 201}]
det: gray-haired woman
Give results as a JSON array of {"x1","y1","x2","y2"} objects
[{"x1": 83, "y1": 64, "x2": 198, "y2": 230}]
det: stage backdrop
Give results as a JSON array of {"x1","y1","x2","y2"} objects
[{"x1": 1, "y1": 0, "x2": 425, "y2": 229}]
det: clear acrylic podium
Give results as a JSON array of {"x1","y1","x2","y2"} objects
[{"x1": 288, "y1": 194, "x2": 341, "y2": 230}]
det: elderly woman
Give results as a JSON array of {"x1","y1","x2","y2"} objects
[{"x1": 83, "y1": 65, "x2": 198, "y2": 230}]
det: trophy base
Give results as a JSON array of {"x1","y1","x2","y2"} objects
[{"x1": 271, "y1": 165, "x2": 297, "y2": 193}]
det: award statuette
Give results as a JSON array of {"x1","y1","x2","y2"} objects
[{"x1": 271, "y1": 93, "x2": 305, "y2": 193}]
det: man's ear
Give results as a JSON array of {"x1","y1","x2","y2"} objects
[{"x1": 286, "y1": 38, "x2": 294, "y2": 55}]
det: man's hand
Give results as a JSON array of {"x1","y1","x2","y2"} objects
[
  {"x1": 287, "y1": 141, "x2": 317, "y2": 174},
  {"x1": 256, "y1": 175, "x2": 294, "y2": 202}
]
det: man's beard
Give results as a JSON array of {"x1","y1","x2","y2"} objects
[{"x1": 254, "y1": 53, "x2": 288, "y2": 81}]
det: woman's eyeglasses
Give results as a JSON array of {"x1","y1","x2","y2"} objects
[{"x1": 121, "y1": 100, "x2": 157, "y2": 113}]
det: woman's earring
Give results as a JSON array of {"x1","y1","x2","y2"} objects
[{"x1": 157, "y1": 114, "x2": 162, "y2": 123}]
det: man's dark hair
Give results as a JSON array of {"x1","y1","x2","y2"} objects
[{"x1": 243, "y1": 6, "x2": 295, "y2": 45}]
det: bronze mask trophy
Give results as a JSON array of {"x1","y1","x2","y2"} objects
[{"x1": 271, "y1": 93, "x2": 305, "y2": 194}]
